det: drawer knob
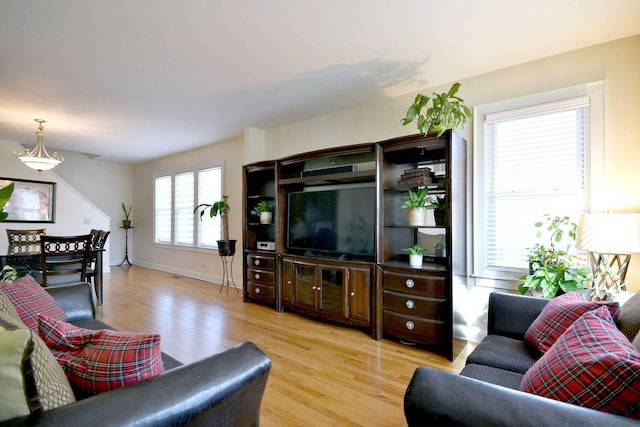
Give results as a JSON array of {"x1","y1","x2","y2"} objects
[
  {"x1": 405, "y1": 279, "x2": 415, "y2": 288},
  {"x1": 287, "y1": 280, "x2": 292, "y2": 284},
  {"x1": 254, "y1": 259, "x2": 261, "y2": 266},
  {"x1": 255, "y1": 287, "x2": 261, "y2": 294},
  {"x1": 405, "y1": 299, "x2": 415, "y2": 309},
  {"x1": 405, "y1": 320, "x2": 415, "y2": 330},
  {"x1": 312, "y1": 286, "x2": 317, "y2": 290},
  {"x1": 350, "y1": 291, "x2": 355, "y2": 297},
  {"x1": 254, "y1": 273, "x2": 261, "y2": 280}
]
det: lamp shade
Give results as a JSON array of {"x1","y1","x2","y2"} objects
[{"x1": 576, "y1": 213, "x2": 640, "y2": 254}]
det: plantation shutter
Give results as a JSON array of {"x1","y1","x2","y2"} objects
[
  {"x1": 483, "y1": 96, "x2": 589, "y2": 272},
  {"x1": 174, "y1": 172, "x2": 194, "y2": 246},
  {"x1": 154, "y1": 176, "x2": 172, "y2": 244},
  {"x1": 197, "y1": 167, "x2": 222, "y2": 247}
]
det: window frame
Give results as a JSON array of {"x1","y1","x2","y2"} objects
[
  {"x1": 153, "y1": 164, "x2": 224, "y2": 250},
  {"x1": 471, "y1": 82, "x2": 604, "y2": 290}
]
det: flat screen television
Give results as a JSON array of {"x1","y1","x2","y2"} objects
[{"x1": 287, "y1": 185, "x2": 375, "y2": 260}]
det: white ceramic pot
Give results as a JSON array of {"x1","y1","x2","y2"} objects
[
  {"x1": 407, "y1": 207, "x2": 427, "y2": 226},
  {"x1": 259, "y1": 211, "x2": 273, "y2": 224},
  {"x1": 409, "y1": 254, "x2": 423, "y2": 267}
]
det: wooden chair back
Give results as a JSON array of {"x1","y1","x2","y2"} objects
[
  {"x1": 40, "y1": 234, "x2": 92, "y2": 287},
  {"x1": 6, "y1": 228, "x2": 46, "y2": 254}
]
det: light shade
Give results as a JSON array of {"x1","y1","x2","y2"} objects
[
  {"x1": 576, "y1": 213, "x2": 640, "y2": 254},
  {"x1": 13, "y1": 119, "x2": 64, "y2": 172}
]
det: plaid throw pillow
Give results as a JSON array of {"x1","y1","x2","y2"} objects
[
  {"x1": 524, "y1": 291, "x2": 620, "y2": 354},
  {"x1": 38, "y1": 314, "x2": 164, "y2": 394},
  {"x1": 0, "y1": 275, "x2": 67, "y2": 333},
  {"x1": 520, "y1": 306, "x2": 640, "y2": 418}
]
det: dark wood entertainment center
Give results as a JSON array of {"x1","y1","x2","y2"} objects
[{"x1": 242, "y1": 131, "x2": 466, "y2": 359}]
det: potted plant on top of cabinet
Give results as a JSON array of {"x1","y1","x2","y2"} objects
[
  {"x1": 401, "y1": 187, "x2": 429, "y2": 226},
  {"x1": 251, "y1": 200, "x2": 274, "y2": 224},
  {"x1": 401, "y1": 82, "x2": 471, "y2": 137},
  {"x1": 195, "y1": 195, "x2": 236, "y2": 256},
  {"x1": 519, "y1": 214, "x2": 592, "y2": 298},
  {"x1": 428, "y1": 194, "x2": 446, "y2": 226}
]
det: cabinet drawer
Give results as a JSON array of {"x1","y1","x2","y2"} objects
[
  {"x1": 383, "y1": 290, "x2": 446, "y2": 319},
  {"x1": 247, "y1": 268, "x2": 275, "y2": 285},
  {"x1": 383, "y1": 310, "x2": 446, "y2": 346},
  {"x1": 247, "y1": 254, "x2": 276, "y2": 271},
  {"x1": 383, "y1": 271, "x2": 445, "y2": 297},
  {"x1": 247, "y1": 282, "x2": 275, "y2": 303}
]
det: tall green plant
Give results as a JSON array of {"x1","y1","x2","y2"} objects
[
  {"x1": 0, "y1": 182, "x2": 14, "y2": 222},
  {"x1": 401, "y1": 82, "x2": 471, "y2": 137}
]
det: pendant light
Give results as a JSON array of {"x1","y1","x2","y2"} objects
[{"x1": 14, "y1": 119, "x2": 64, "y2": 171}]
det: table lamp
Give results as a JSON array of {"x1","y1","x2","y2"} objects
[{"x1": 576, "y1": 213, "x2": 640, "y2": 300}]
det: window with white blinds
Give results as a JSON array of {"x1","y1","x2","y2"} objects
[{"x1": 154, "y1": 166, "x2": 223, "y2": 248}]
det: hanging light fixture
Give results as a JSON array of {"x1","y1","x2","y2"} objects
[{"x1": 14, "y1": 119, "x2": 64, "y2": 171}]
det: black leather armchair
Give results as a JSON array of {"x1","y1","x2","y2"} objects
[{"x1": 3, "y1": 282, "x2": 272, "y2": 427}]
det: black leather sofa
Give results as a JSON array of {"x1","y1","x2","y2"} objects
[
  {"x1": 3, "y1": 282, "x2": 272, "y2": 427},
  {"x1": 404, "y1": 292, "x2": 640, "y2": 427}
]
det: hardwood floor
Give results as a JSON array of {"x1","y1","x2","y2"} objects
[{"x1": 97, "y1": 265, "x2": 475, "y2": 427}]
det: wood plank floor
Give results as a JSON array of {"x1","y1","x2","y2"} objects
[{"x1": 96, "y1": 265, "x2": 476, "y2": 427}]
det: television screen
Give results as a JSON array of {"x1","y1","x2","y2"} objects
[{"x1": 287, "y1": 186, "x2": 375, "y2": 259}]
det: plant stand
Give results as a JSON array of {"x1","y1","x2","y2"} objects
[
  {"x1": 220, "y1": 254, "x2": 239, "y2": 294},
  {"x1": 118, "y1": 225, "x2": 133, "y2": 266}
]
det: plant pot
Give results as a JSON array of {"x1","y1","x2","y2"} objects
[
  {"x1": 435, "y1": 248, "x2": 446, "y2": 258},
  {"x1": 259, "y1": 212, "x2": 273, "y2": 224},
  {"x1": 433, "y1": 209, "x2": 445, "y2": 227},
  {"x1": 409, "y1": 254, "x2": 423, "y2": 267},
  {"x1": 407, "y1": 207, "x2": 427, "y2": 226},
  {"x1": 122, "y1": 220, "x2": 132, "y2": 228},
  {"x1": 217, "y1": 239, "x2": 236, "y2": 256}
]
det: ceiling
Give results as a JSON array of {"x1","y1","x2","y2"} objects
[{"x1": 1, "y1": 0, "x2": 639, "y2": 164}]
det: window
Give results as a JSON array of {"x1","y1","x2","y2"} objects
[
  {"x1": 473, "y1": 82, "x2": 603, "y2": 287},
  {"x1": 154, "y1": 166, "x2": 223, "y2": 248}
]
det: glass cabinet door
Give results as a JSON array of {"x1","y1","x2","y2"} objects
[
  {"x1": 318, "y1": 266, "x2": 346, "y2": 317},
  {"x1": 294, "y1": 263, "x2": 316, "y2": 308}
]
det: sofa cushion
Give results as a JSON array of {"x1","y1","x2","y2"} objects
[
  {"x1": 0, "y1": 311, "x2": 76, "y2": 422},
  {"x1": 524, "y1": 291, "x2": 620, "y2": 354},
  {"x1": 460, "y1": 363, "x2": 524, "y2": 390},
  {"x1": 38, "y1": 314, "x2": 164, "y2": 394},
  {"x1": 0, "y1": 289, "x2": 21, "y2": 319},
  {"x1": 617, "y1": 291, "x2": 640, "y2": 342},
  {"x1": 465, "y1": 334, "x2": 539, "y2": 374},
  {"x1": 0, "y1": 274, "x2": 67, "y2": 332},
  {"x1": 520, "y1": 306, "x2": 640, "y2": 419}
]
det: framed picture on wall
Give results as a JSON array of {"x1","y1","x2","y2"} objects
[{"x1": 0, "y1": 177, "x2": 56, "y2": 223}]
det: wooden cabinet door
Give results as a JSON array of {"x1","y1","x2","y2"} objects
[
  {"x1": 281, "y1": 258, "x2": 295, "y2": 306},
  {"x1": 294, "y1": 262, "x2": 317, "y2": 311},
  {"x1": 317, "y1": 264, "x2": 347, "y2": 318},
  {"x1": 348, "y1": 266, "x2": 371, "y2": 324}
]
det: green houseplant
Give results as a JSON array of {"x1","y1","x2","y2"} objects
[
  {"x1": 401, "y1": 187, "x2": 429, "y2": 226},
  {"x1": 428, "y1": 194, "x2": 446, "y2": 226},
  {"x1": 194, "y1": 195, "x2": 235, "y2": 255},
  {"x1": 251, "y1": 200, "x2": 273, "y2": 224},
  {"x1": 403, "y1": 244, "x2": 426, "y2": 267},
  {"x1": 401, "y1": 82, "x2": 471, "y2": 137},
  {"x1": 0, "y1": 182, "x2": 15, "y2": 222},
  {"x1": 435, "y1": 239, "x2": 446, "y2": 258},
  {"x1": 519, "y1": 214, "x2": 592, "y2": 298},
  {"x1": 121, "y1": 203, "x2": 132, "y2": 228}
]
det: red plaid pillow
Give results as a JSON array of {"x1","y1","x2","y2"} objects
[
  {"x1": 524, "y1": 292, "x2": 620, "y2": 354},
  {"x1": 0, "y1": 274, "x2": 67, "y2": 332},
  {"x1": 38, "y1": 314, "x2": 164, "y2": 393},
  {"x1": 520, "y1": 306, "x2": 640, "y2": 418}
]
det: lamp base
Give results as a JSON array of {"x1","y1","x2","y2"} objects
[{"x1": 588, "y1": 252, "x2": 630, "y2": 300}]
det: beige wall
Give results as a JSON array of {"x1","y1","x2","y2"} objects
[{"x1": 132, "y1": 136, "x2": 243, "y2": 283}]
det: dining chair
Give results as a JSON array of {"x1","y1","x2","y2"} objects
[
  {"x1": 6, "y1": 228, "x2": 46, "y2": 254},
  {"x1": 39, "y1": 234, "x2": 92, "y2": 287},
  {"x1": 86, "y1": 229, "x2": 110, "y2": 290}
]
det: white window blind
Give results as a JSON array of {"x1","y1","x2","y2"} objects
[
  {"x1": 483, "y1": 96, "x2": 589, "y2": 273},
  {"x1": 174, "y1": 172, "x2": 194, "y2": 246},
  {"x1": 197, "y1": 167, "x2": 222, "y2": 247},
  {"x1": 154, "y1": 176, "x2": 172, "y2": 244}
]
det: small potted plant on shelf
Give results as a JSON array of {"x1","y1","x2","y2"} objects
[
  {"x1": 194, "y1": 195, "x2": 236, "y2": 256},
  {"x1": 121, "y1": 203, "x2": 132, "y2": 228},
  {"x1": 519, "y1": 214, "x2": 592, "y2": 298},
  {"x1": 401, "y1": 187, "x2": 429, "y2": 226},
  {"x1": 401, "y1": 82, "x2": 472, "y2": 137},
  {"x1": 428, "y1": 194, "x2": 446, "y2": 226},
  {"x1": 435, "y1": 239, "x2": 446, "y2": 258},
  {"x1": 403, "y1": 244, "x2": 426, "y2": 267},
  {"x1": 251, "y1": 200, "x2": 274, "y2": 224}
]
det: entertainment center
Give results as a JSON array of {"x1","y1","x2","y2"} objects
[{"x1": 242, "y1": 131, "x2": 466, "y2": 359}]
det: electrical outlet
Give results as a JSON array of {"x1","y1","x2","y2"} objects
[{"x1": 84, "y1": 218, "x2": 91, "y2": 225}]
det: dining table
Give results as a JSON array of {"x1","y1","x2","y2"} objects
[{"x1": 0, "y1": 243, "x2": 105, "y2": 305}]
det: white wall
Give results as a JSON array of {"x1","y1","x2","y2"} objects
[
  {"x1": 0, "y1": 139, "x2": 111, "y2": 270},
  {"x1": 260, "y1": 35, "x2": 640, "y2": 342},
  {"x1": 132, "y1": 137, "x2": 243, "y2": 284}
]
